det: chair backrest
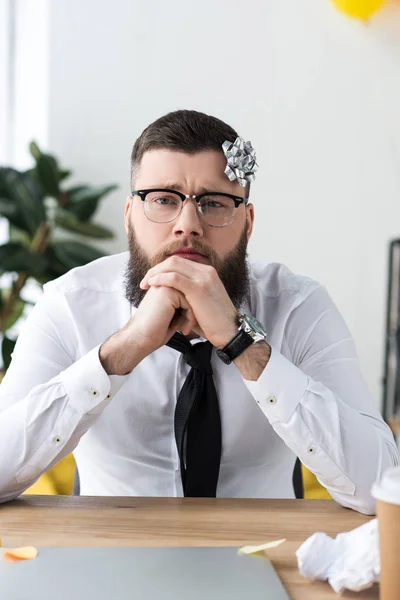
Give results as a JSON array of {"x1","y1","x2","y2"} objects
[{"x1": 72, "y1": 467, "x2": 80, "y2": 496}]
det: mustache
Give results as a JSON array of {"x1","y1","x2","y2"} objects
[
  {"x1": 151, "y1": 239, "x2": 218, "y2": 268},
  {"x1": 124, "y1": 221, "x2": 249, "y2": 310}
]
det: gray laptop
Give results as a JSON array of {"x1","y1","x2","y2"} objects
[{"x1": 0, "y1": 547, "x2": 290, "y2": 599}]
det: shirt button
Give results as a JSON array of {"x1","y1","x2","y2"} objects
[
  {"x1": 53, "y1": 435, "x2": 63, "y2": 445},
  {"x1": 89, "y1": 387, "x2": 100, "y2": 397},
  {"x1": 267, "y1": 395, "x2": 277, "y2": 405},
  {"x1": 308, "y1": 445, "x2": 316, "y2": 454}
]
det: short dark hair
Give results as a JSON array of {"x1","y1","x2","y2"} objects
[{"x1": 130, "y1": 109, "x2": 241, "y2": 188}]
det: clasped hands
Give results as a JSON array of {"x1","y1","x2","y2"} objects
[
  {"x1": 100, "y1": 255, "x2": 270, "y2": 379},
  {"x1": 139, "y1": 255, "x2": 239, "y2": 350}
]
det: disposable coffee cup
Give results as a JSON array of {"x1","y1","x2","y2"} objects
[{"x1": 371, "y1": 466, "x2": 400, "y2": 600}]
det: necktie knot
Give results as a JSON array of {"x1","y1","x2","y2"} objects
[
  {"x1": 183, "y1": 342, "x2": 213, "y2": 374},
  {"x1": 167, "y1": 333, "x2": 214, "y2": 374}
]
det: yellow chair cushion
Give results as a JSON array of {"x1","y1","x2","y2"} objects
[
  {"x1": 23, "y1": 454, "x2": 76, "y2": 496},
  {"x1": 302, "y1": 464, "x2": 331, "y2": 499},
  {"x1": 22, "y1": 455, "x2": 330, "y2": 499}
]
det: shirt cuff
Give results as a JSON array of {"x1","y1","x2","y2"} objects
[
  {"x1": 59, "y1": 345, "x2": 129, "y2": 415},
  {"x1": 243, "y1": 346, "x2": 309, "y2": 424}
]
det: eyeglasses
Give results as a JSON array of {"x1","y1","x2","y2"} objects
[{"x1": 131, "y1": 188, "x2": 248, "y2": 228}]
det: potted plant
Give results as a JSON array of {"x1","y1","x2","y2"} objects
[{"x1": 0, "y1": 141, "x2": 117, "y2": 378}]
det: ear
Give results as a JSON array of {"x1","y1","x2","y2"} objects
[
  {"x1": 124, "y1": 195, "x2": 132, "y2": 234},
  {"x1": 245, "y1": 203, "x2": 254, "y2": 240}
]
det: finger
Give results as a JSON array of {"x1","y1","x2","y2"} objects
[
  {"x1": 168, "y1": 314, "x2": 185, "y2": 336},
  {"x1": 154, "y1": 285, "x2": 191, "y2": 311},
  {"x1": 180, "y1": 307, "x2": 198, "y2": 335},
  {"x1": 191, "y1": 323, "x2": 206, "y2": 338},
  {"x1": 172, "y1": 305, "x2": 197, "y2": 332},
  {"x1": 140, "y1": 256, "x2": 213, "y2": 289},
  {"x1": 146, "y1": 272, "x2": 193, "y2": 296},
  {"x1": 169, "y1": 307, "x2": 197, "y2": 337}
]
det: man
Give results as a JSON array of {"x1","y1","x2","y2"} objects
[{"x1": 0, "y1": 110, "x2": 397, "y2": 512}]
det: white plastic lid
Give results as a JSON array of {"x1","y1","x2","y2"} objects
[{"x1": 371, "y1": 465, "x2": 400, "y2": 505}]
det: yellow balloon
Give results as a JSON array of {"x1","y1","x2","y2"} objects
[{"x1": 330, "y1": 0, "x2": 386, "y2": 19}]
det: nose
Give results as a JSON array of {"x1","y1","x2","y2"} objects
[{"x1": 172, "y1": 198, "x2": 204, "y2": 238}]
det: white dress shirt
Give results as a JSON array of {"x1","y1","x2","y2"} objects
[{"x1": 0, "y1": 252, "x2": 397, "y2": 512}]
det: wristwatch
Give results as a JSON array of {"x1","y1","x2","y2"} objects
[{"x1": 216, "y1": 313, "x2": 268, "y2": 365}]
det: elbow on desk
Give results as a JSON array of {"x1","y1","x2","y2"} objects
[
  {"x1": 0, "y1": 490, "x2": 24, "y2": 504},
  {"x1": 332, "y1": 492, "x2": 377, "y2": 516},
  {"x1": 331, "y1": 440, "x2": 399, "y2": 516},
  {"x1": 0, "y1": 476, "x2": 33, "y2": 504}
]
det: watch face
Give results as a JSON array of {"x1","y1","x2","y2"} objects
[{"x1": 244, "y1": 314, "x2": 267, "y2": 337}]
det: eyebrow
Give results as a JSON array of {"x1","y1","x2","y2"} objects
[{"x1": 153, "y1": 183, "x2": 213, "y2": 194}]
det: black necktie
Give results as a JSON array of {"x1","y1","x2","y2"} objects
[{"x1": 167, "y1": 332, "x2": 222, "y2": 497}]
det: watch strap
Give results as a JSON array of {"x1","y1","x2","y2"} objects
[{"x1": 216, "y1": 329, "x2": 254, "y2": 365}]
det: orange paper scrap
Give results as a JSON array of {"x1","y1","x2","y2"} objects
[{"x1": 3, "y1": 546, "x2": 38, "y2": 561}]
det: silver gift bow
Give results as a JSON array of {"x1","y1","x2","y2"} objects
[{"x1": 222, "y1": 136, "x2": 258, "y2": 188}]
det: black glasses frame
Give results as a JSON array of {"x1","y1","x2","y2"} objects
[{"x1": 131, "y1": 188, "x2": 248, "y2": 208}]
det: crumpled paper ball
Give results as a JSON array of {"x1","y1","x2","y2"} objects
[{"x1": 296, "y1": 519, "x2": 379, "y2": 594}]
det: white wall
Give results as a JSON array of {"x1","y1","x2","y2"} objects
[
  {"x1": 13, "y1": 0, "x2": 49, "y2": 169},
  {"x1": 39, "y1": 0, "x2": 400, "y2": 405},
  {"x1": 0, "y1": 0, "x2": 12, "y2": 165}
]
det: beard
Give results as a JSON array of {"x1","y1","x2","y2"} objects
[{"x1": 124, "y1": 222, "x2": 250, "y2": 311}]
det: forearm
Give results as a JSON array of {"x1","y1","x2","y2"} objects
[
  {"x1": 244, "y1": 349, "x2": 399, "y2": 514},
  {"x1": 0, "y1": 346, "x2": 126, "y2": 503},
  {"x1": 278, "y1": 385, "x2": 398, "y2": 513},
  {"x1": 99, "y1": 330, "x2": 149, "y2": 376},
  {"x1": 0, "y1": 394, "x2": 90, "y2": 502},
  {"x1": 233, "y1": 341, "x2": 271, "y2": 381}
]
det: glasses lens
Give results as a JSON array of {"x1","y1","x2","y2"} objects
[
  {"x1": 199, "y1": 195, "x2": 236, "y2": 227},
  {"x1": 144, "y1": 191, "x2": 182, "y2": 223}
]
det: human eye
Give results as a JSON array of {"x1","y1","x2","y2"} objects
[
  {"x1": 201, "y1": 195, "x2": 232, "y2": 210},
  {"x1": 147, "y1": 191, "x2": 180, "y2": 206},
  {"x1": 205, "y1": 199, "x2": 223, "y2": 208},
  {"x1": 155, "y1": 196, "x2": 173, "y2": 205}
]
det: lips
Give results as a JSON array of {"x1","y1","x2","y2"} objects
[{"x1": 170, "y1": 248, "x2": 208, "y2": 262}]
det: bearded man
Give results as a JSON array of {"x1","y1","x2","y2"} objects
[{"x1": 0, "y1": 110, "x2": 397, "y2": 512}]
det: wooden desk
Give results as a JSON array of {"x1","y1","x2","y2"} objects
[{"x1": 0, "y1": 496, "x2": 378, "y2": 600}]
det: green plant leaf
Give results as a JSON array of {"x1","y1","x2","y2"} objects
[
  {"x1": 42, "y1": 246, "x2": 70, "y2": 280},
  {"x1": 0, "y1": 197, "x2": 18, "y2": 220},
  {"x1": 55, "y1": 207, "x2": 114, "y2": 239},
  {"x1": 59, "y1": 169, "x2": 72, "y2": 181},
  {"x1": 29, "y1": 141, "x2": 41, "y2": 162},
  {"x1": 51, "y1": 240, "x2": 105, "y2": 270},
  {"x1": 3, "y1": 298, "x2": 26, "y2": 331},
  {"x1": 1, "y1": 335, "x2": 16, "y2": 371},
  {"x1": 0, "y1": 242, "x2": 25, "y2": 261},
  {"x1": 0, "y1": 172, "x2": 26, "y2": 230},
  {"x1": 35, "y1": 153, "x2": 60, "y2": 198},
  {"x1": 2, "y1": 335, "x2": 16, "y2": 370},
  {"x1": 0, "y1": 169, "x2": 36, "y2": 232},
  {"x1": 58, "y1": 185, "x2": 85, "y2": 209},
  {"x1": 0, "y1": 167, "x2": 18, "y2": 197},
  {"x1": 1, "y1": 336, "x2": 16, "y2": 370},
  {"x1": 0, "y1": 168, "x2": 46, "y2": 234},
  {"x1": 23, "y1": 168, "x2": 45, "y2": 196},
  {"x1": 8, "y1": 224, "x2": 30, "y2": 246},
  {"x1": 63, "y1": 184, "x2": 117, "y2": 221},
  {"x1": 0, "y1": 242, "x2": 49, "y2": 276}
]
